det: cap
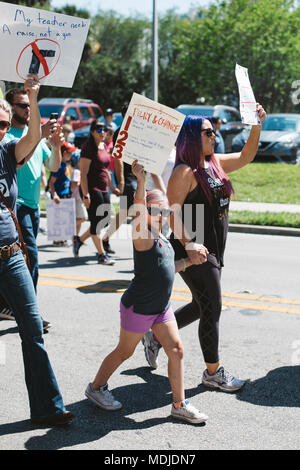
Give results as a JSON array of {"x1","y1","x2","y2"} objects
[
  {"x1": 61, "y1": 141, "x2": 77, "y2": 153},
  {"x1": 105, "y1": 108, "x2": 113, "y2": 115}
]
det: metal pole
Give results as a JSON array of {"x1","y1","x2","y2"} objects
[{"x1": 151, "y1": 0, "x2": 158, "y2": 101}]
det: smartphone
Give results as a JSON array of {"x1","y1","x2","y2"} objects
[{"x1": 50, "y1": 113, "x2": 59, "y2": 121}]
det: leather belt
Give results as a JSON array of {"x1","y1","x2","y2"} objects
[{"x1": 0, "y1": 242, "x2": 20, "y2": 261}]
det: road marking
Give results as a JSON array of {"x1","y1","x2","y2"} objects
[{"x1": 38, "y1": 273, "x2": 300, "y2": 316}]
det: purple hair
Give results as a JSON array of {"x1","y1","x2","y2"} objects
[{"x1": 176, "y1": 115, "x2": 234, "y2": 203}]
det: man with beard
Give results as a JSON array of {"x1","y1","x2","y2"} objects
[{"x1": 0, "y1": 87, "x2": 62, "y2": 331}]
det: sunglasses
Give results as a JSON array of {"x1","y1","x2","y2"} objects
[
  {"x1": 0, "y1": 120, "x2": 11, "y2": 130},
  {"x1": 147, "y1": 207, "x2": 173, "y2": 218},
  {"x1": 96, "y1": 127, "x2": 108, "y2": 133},
  {"x1": 14, "y1": 103, "x2": 30, "y2": 109},
  {"x1": 201, "y1": 128, "x2": 216, "y2": 138}
]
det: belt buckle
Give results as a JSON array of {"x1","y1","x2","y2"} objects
[{"x1": 0, "y1": 245, "x2": 10, "y2": 260}]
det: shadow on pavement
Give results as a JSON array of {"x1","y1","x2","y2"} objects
[
  {"x1": 0, "y1": 325, "x2": 19, "y2": 336},
  {"x1": 77, "y1": 279, "x2": 130, "y2": 295},
  {"x1": 236, "y1": 366, "x2": 300, "y2": 408},
  {"x1": 0, "y1": 367, "x2": 205, "y2": 450}
]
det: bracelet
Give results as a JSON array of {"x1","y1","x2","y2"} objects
[
  {"x1": 133, "y1": 192, "x2": 145, "y2": 203},
  {"x1": 181, "y1": 258, "x2": 187, "y2": 272}
]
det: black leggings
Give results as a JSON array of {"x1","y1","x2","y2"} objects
[{"x1": 174, "y1": 262, "x2": 222, "y2": 364}]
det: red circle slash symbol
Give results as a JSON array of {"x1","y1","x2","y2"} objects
[{"x1": 16, "y1": 39, "x2": 61, "y2": 81}]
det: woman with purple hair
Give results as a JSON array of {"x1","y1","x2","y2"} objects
[{"x1": 142, "y1": 104, "x2": 266, "y2": 392}]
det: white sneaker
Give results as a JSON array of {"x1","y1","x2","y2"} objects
[
  {"x1": 202, "y1": 366, "x2": 245, "y2": 392},
  {"x1": 85, "y1": 383, "x2": 122, "y2": 410},
  {"x1": 142, "y1": 330, "x2": 160, "y2": 369},
  {"x1": 171, "y1": 400, "x2": 208, "y2": 424}
]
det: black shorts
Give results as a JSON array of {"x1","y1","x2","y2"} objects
[{"x1": 88, "y1": 189, "x2": 111, "y2": 235}]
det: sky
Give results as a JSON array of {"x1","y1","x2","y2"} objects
[{"x1": 51, "y1": 0, "x2": 211, "y2": 17}]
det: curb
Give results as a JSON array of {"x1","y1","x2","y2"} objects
[
  {"x1": 229, "y1": 223, "x2": 300, "y2": 237},
  {"x1": 40, "y1": 212, "x2": 300, "y2": 237}
]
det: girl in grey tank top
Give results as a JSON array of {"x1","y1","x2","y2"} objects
[{"x1": 85, "y1": 160, "x2": 208, "y2": 425}]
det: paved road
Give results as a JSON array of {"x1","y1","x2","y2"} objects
[{"x1": 0, "y1": 223, "x2": 299, "y2": 451}]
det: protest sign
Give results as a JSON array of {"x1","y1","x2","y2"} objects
[
  {"x1": 235, "y1": 64, "x2": 260, "y2": 125},
  {"x1": 112, "y1": 93, "x2": 185, "y2": 175},
  {"x1": 0, "y1": 1, "x2": 90, "y2": 87},
  {"x1": 46, "y1": 198, "x2": 76, "y2": 241}
]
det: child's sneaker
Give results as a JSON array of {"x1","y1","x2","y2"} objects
[
  {"x1": 171, "y1": 399, "x2": 208, "y2": 424},
  {"x1": 85, "y1": 383, "x2": 122, "y2": 410}
]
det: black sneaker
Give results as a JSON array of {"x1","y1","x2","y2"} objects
[
  {"x1": 73, "y1": 236, "x2": 83, "y2": 258},
  {"x1": 103, "y1": 240, "x2": 115, "y2": 255},
  {"x1": 43, "y1": 320, "x2": 52, "y2": 333},
  {"x1": 97, "y1": 254, "x2": 115, "y2": 265}
]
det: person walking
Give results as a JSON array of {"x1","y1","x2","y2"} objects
[
  {"x1": 85, "y1": 160, "x2": 208, "y2": 424},
  {"x1": 0, "y1": 77, "x2": 73, "y2": 426},
  {"x1": 143, "y1": 104, "x2": 267, "y2": 393},
  {"x1": 73, "y1": 120, "x2": 120, "y2": 265},
  {"x1": 4, "y1": 86, "x2": 63, "y2": 331}
]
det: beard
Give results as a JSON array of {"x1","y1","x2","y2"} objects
[{"x1": 13, "y1": 113, "x2": 29, "y2": 125}]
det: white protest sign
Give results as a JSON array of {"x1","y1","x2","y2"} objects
[
  {"x1": 235, "y1": 63, "x2": 260, "y2": 125},
  {"x1": 46, "y1": 198, "x2": 76, "y2": 241},
  {"x1": 112, "y1": 93, "x2": 185, "y2": 175},
  {"x1": 0, "y1": 1, "x2": 90, "y2": 87}
]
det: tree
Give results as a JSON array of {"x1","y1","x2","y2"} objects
[{"x1": 170, "y1": 0, "x2": 300, "y2": 112}]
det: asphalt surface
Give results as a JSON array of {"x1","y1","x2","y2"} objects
[{"x1": 0, "y1": 222, "x2": 299, "y2": 451}]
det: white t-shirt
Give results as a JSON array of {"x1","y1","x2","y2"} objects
[{"x1": 146, "y1": 148, "x2": 176, "y2": 191}]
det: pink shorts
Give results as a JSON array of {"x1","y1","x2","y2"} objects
[{"x1": 120, "y1": 302, "x2": 175, "y2": 334}]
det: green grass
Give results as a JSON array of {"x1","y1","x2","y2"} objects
[
  {"x1": 229, "y1": 163, "x2": 300, "y2": 204},
  {"x1": 229, "y1": 211, "x2": 300, "y2": 228}
]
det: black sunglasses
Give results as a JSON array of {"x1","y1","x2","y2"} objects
[
  {"x1": 201, "y1": 128, "x2": 216, "y2": 138},
  {"x1": 147, "y1": 207, "x2": 173, "y2": 218},
  {"x1": 96, "y1": 127, "x2": 108, "y2": 133},
  {"x1": 0, "y1": 120, "x2": 11, "y2": 130},
  {"x1": 14, "y1": 102, "x2": 30, "y2": 109}
]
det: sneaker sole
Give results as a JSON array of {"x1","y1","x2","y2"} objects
[
  {"x1": 171, "y1": 411, "x2": 208, "y2": 424},
  {"x1": 0, "y1": 313, "x2": 15, "y2": 320},
  {"x1": 202, "y1": 379, "x2": 245, "y2": 393},
  {"x1": 85, "y1": 390, "x2": 122, "y2": 411}
]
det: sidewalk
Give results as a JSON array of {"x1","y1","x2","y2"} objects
[{"x1": 230, "y1": 201, "x2": 300, "y2": 213}]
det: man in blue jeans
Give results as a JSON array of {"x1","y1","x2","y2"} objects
[
  {"x1": 2, "y1": 87, "x2": 62, "y2": 331},
  {"x1": 0, "y1": 80, "x2": 73, "y2": 426}
]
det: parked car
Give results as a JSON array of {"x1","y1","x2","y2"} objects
[
  {"x1": 175, "y1": 104, "x2": 245, "y2": 152},
  {"x1": 38, "y1": 98, "x2": 103, "y2": 130},
  {"x1": 231, "y1": 114, "x2": 300, "y2": 164},
  {"x1": 74, "y1": 112, "x2": 124, "y2": 148}
]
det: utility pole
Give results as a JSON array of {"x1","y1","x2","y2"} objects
[{"x1": 151, "y1": 0, "x2": 158, "y2": 101}]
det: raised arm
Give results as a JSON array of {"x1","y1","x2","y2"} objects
[
  {"x1": 216, "y1": 104, "x2": 267, "y2": 174},
  {"x1": 130, "y1": 160, "x2": 152, "y2": 251},
  {"x1": 44, "y1": 124, "x2": 63, "y2": 172},
  {"x1": 15, "y1": 75, "x2": 41, "y2": 163}
]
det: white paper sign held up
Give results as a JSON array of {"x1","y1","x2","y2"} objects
[
  {"x1": 112, "y1": 93, "x2": 185, "y2": 175},
  {"x1": 46, "y1": 199, "x2": 76, "y2": 241},
  {"x1": 0, "y1": 1, "x2": 90, "y2": 87},
  {"x1": 235, "y1": 64, "x2": 260, "y2": 125}
]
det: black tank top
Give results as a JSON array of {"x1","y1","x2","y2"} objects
[
  {"x1": 121, "y1": 236, "x2": 175, "y2": 315},
  {"x1": 170, "y1": 167, "x2": 230, "y2": 268}
]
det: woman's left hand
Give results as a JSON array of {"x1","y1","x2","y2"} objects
[{"x1": 256, "y1": 103, "x2": 267, "y2": 125}]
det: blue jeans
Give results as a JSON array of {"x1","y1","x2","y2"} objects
[
  {"x1": 16, "y1": 203, "x2": 40, "y2": 291},
  {"x1": 0, "y1": 250, "x2": 65, "y2": 419}
]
